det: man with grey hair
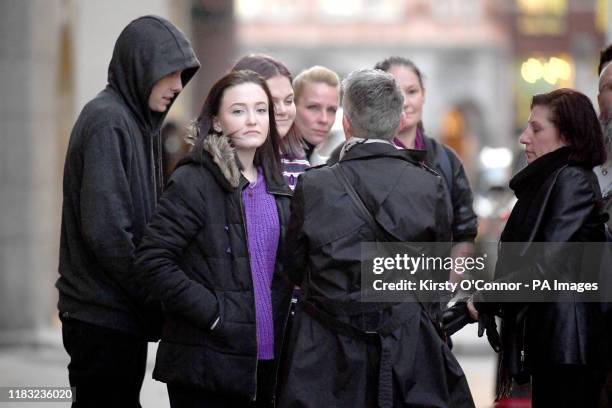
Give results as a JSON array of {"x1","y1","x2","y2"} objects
[
  {"x1": 341, "y1": 68, "x2": 404, "y2": 141},
  {"x1": 277, "y1": 69, "x2": 474, "y2": 407},
  {"x1": 597, "y1": 61, "x2": 612, "y2": 232},
  {"x1": 596, "y1": 48, "x2": 612, "y2": 408}
]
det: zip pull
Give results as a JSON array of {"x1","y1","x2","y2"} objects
[
  {"x1": 155, "y1": 129, "x2": 164, "y2": 199},
  {"x1": 520, "y1": 349, "x2": 525, "y2": 363}
]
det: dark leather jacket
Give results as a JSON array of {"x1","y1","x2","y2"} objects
[
  {"x1": 477, "y1": 148, "x2": 608, "y2": 392},
  {"x1": 422, "y1": 136, "x2": 477, "y2": 243}
]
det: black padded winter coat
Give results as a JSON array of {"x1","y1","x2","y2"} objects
[{"x1": 134, "y1": 134, "x2": 293, "y2": 400}]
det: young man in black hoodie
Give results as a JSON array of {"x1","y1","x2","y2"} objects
[{"x1": 56, "y1": 16, "x2": 200, "y2": 407}]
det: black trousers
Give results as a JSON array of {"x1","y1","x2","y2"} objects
[
  {"x1": 167, "y1": 359, "x2": 275, "y2": 408},
  {"x1": 531, "y1": 365, "x2": 605, "y2": 408},
  {"x1": 61, "y1": 318, "x2": 148, "y2": 408}
]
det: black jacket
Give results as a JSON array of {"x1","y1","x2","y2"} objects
[
  {"x1": 422, "y1": 136, "x2": 478, "y2": 243},
  {"x1": 278, "y1": 142, "x2": 474, "y2": 408},
  {"x1": 328, "y1": 134, "x2": 478, "y2": 243},
  {"x1": 475, "y1": 148, "x2": 608, "y2": 395},
  {"x1": 134, "y1": 134, "x2": 293, "y2": 400},
  {"x1": 56, "y1": 16, "x2": 200, "y2": 337}
]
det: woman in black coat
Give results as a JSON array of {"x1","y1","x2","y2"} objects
[
  {"x1": 469, "y1": 88, "x2": 609, "y2": 407},
  {"x1": 372, "y1": 56, "x2": 478, "y2": 253},
  {"x1": 134, "y1": 70, "x2": 293, "y2": 407}
]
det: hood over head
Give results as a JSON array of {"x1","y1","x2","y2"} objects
[{"x1": 108, "y1": 15, "x2": 200, "y2": 131}]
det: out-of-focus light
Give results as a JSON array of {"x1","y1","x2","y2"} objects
[
  {"x1": 480, "y1": 147, "x2": 513, "y2": 169},
  {"x1": 520, "y1": 56, "x2": 572, "y2": 85},
  {"x1": 319, "y1": 0, "x2": 356, "y2": 17},
  {"x1": 517, "y1": 0, "x2": 567, "y2": 15},
  {"x1": 547, "y1": 57, "x2": 571, "y2": 81},
  {"x1": 235, "y1": 0, "x2": 259, "y2": 18},
  {"x1": 474, "y1": 196, "x2": 494, "y2": 218},
  {"x1": 521, "y1": 58, "x2": 543, "y2": 84},
  {"x1": 518, "y1": 0, "x2": 546, "y2": 14},
  {"x1": 541, "y1": 56, "x2": 571, "y2": 84},
  {"x1": 542, "y1": 66, "x2": 557, "y2": 84}
]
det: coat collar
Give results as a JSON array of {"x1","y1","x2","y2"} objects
[
  {"x1": 503, "y1": 148, "x2": 571, "y2": 246},
  {"x1": 509, "y1": 146, "x2": 571, "y2": 199},
  {"x1": 183, "y1": 133, "x2": 291, "y2": 196},
  {"x1": 339, "y1": 138, "x2": 422, "y2": 166},
  {"x1": 201, "y1": 133, "x2": 242, "y2": 189}
]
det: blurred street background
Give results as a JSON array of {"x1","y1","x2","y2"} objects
[{"x1": 1, "y1": 0, "x2": 611, "y2": 407}]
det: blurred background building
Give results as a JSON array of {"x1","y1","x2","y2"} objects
[{"x1": 0, "y1": 0, "x2": 609, "y2": 404}]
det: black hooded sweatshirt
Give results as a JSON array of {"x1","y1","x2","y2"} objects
[{"x1": 56, "y1": 15, "x2": 200, "y2": 337}]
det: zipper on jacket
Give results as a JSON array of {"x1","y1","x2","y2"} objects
[
  {"x1": 241, "y1": 187, "x2": 289, "y2": 402},
  {"x1": 520, "y1": 315, "x2": 527, "y2": 371},
  {"x1": 150, "y1": 134, "x2": 158, "y2": 202},
  {"x1": 154, "y1": 129, "x2": 164, "y2": 200},
  {"x1": 270, "y1": 192, "x2": 293, "y2": 404},
  {"x1": 271, "y1": 291, "x2": 293, "y2": 406},
  {"x1": 238, "y1": 190, "x2": 259, "y2": 401}
]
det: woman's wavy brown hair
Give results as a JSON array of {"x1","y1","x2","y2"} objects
[{"x1": 190, "y1": 69, "x2": 284, "y2": 186}]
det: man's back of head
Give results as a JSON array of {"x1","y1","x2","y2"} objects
[
  {"x1": 597, "y1": 45, "x2": 612, "y2": 171},
  {"x1": 599, "y1": 44, "x2": 612, "y2": 76},
  {"x1": 593, "y1": 44, "x2": 612, "y2": 238},
  {"x1": 341, "y1": 69, "x2": 404, "y2": 141}
]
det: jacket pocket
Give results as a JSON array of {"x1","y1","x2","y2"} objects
[
  {"x1": 162, "y1": 313, "x2": 207, "y2": 346},
  {"x1": 205, "y1": 290, "x2": 257, "y2": 356}
]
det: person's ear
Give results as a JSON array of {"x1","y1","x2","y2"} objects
[
  {"x1": 212, "y1": 117, "x2": 222, "y2": 133},
  {"x1": 598, "y1": 92, "x2": 604, "y2": 116},
  {"x1": 342, "y1": 115, "x2": 352, "y2": 140}
]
